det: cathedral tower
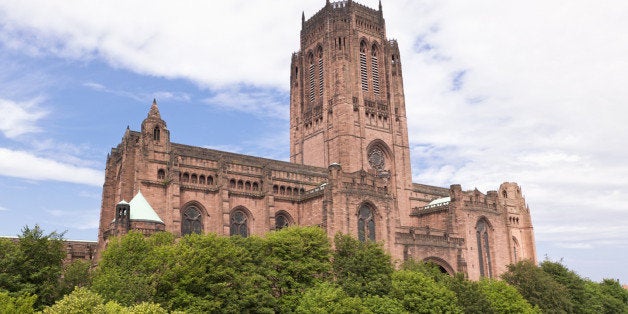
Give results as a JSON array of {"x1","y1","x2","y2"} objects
[{"x1": 290, "y1": 0, "x2": 412, "y2": 199}]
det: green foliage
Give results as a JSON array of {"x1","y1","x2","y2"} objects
[
  {"x1": 478, "y1": 279, "x2": 539, "y2": 314},
  {"x1": 159, "y1": 233, "x2": 275, "y2": 313},
  {"x1": 0, "y1": 291, "x2": 36, "y2": 314},
  {"x1": 598, "y1": 278, "x2": 628, "y2": 313},
  {"x1": 44, "y1": 287, "x2": 167, "y2": 314},
  {"x1": 540, "y1": 259, "x2": 595, "y2": 313},
  {"x1": 0, "y1": 225, "x2": 66, "y2": 309},
  {"x1": 445, "y1": 273, "x2": 493, "y2": 313},
  {"x1": 362, "y1": 295, "x2": 408, "y2": 314},
  {"x1": 390, "y1": 270, "x2": 462, "y2": 313},
  {"x1": 332, "y1": 234, "x2": 393, "y2": 297},
  {"x1": 401, "y1": 259, "x2": 449, "y2": 283},
  {"x1": 501, "y1": 260, "x2": 573, "y2": 313},
  {"x1": 91, "y1": 231, "x2": 175, "y2": 306},
  {"x1": 59, "y1": 259, "x2": 92, "y2": 296},
  {"x1": 295, "y1": 282, "x2": 368, "y2": 313},
  {"x1": 265, "y1": 226, "x2": 332, "y2": 294},
  {"x1": 43, "y1": 287, "x2": 104, "y2": 314},
  {"x1": 127, "y1": 302, "x2": 169, "y2": 314}
]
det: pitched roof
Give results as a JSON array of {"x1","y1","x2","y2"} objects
[{"x1": 128, "y1": 190, "x2": 164, "y2": 223}]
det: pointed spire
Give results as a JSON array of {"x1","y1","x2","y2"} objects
[
  {"x1": 302, "y1": 11, "x2": 305, "y2": 27},
  {"x1": 148, "y1": 98, "x2": 161, "y2": 119},
  {"x1": 379, "y1": 0, "x2": 382, "y2": 11}
]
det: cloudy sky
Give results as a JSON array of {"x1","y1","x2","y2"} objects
[{"x1": 0, "y1": 0, "x2": 626, "y2": 283}]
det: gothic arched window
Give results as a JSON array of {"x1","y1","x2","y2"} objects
[
  {"x1": 275, "y1": 211, "x2": 292, "y2": 230},
  {"x1": 153, "y1": 126, "x2": 160, "y2": 141},
  {"x1": 307, "y1": 52, "x2": 315, "y2": 103},
  {"x1": 316, "y1": 45, "x2": 324, "y2": 98},
  {"x1": 182, "y1": 206, "x2": 203, "y2": 236},
  {"x1": 230, "y1": 209, "x2": 248, "y2": 237},
  {"x1": 512, "y1": 237, "x2": 520, "y2": 262},
  {"x1": 359, "y1": 40, "x2": 368, "y2": 91},
  {"x1": 476, "y1": 219, "x2": 493, "y2": 278},
  {"x1": 157, "y1": 169, "x2": 165, "y2": 180},
  {"x1": 357, "y1": 204, "x2": 375, "y2": 242},
  {"x1": 371, "y1": 43, "x2": 380, "y2": 95}
]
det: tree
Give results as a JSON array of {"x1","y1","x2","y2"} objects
[
  {"x1": 158, "y1": 233, "x2": 274, "y2": 313},
  {"x1": 43, "y1": 287, "x2": 168, "y2": 314},
  {"x1": 390, "y1": 270, "x2": 462, "y2": 313},
  {"x1": 332, "y1": 234, "x2": 393, "y2": 297},
  {"x1": 91, "y1": 231, "x2": 175, "y2": 306},
  {"x1": 58, "y1": 259, "x2": 92, "y2": 297},
  {"x1": 43, "y1": 287, "x2": 104, "y2": 314},
  {"x1": 445, "y1": 273, "x2": 493, "y2": 313},
  {"x1": 540, "y1": 259, "x2": 592, "y2": 313},
  {"x1": 598, "y1": 278, "x2": 628, "y2": 313},
  {"x1": 362, "y1": 295, "x2": 408, "y2": 314},
  {"x1": 260, "y1": 226, "x2": 332, "y2": 312},
  {"x1": 0, "y1": 291, "x2": 36, "y2": 314},
  {"x1": 0, "y1": 225, "x2": 66, "y2": 309},
  {"x1": 477, "y1": 279, "x2": 539, "y2": 314},
  {"x1": 501, "y1": 260, "x2": 573, "y2": 313},
  {"x1": 295, "y1": 282, "x2": 368, "y2": 313}
]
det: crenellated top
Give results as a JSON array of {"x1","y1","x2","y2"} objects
[{"x1": 301, "y1": 0, "x2": 384, "y2": 44}]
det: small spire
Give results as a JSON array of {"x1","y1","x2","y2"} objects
[
  {"x1": 302, "y1": 11, "x2": 305, "y2": 27},
  {"x1": 379, "y1": 0, "x2": 382, "y2": 11},
  {"x1": 148, "y1": 98, "x2": 161, "y2": 119}
]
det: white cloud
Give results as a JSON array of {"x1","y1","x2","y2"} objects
[
  {"x1": 0, "y1": 148, "x2": 103, "y2": 186},
  {"x1": 83, "y1": 81, "x2": 191, "y2": 103},
  {"x1": 0, "y1": 98, "x2": 47, "y2": 138},
  {"x1": 203, "y1": 86, "x2": 289, "y2": 120},
  {"x1": 0, "y1": 205, "x2": 8, "y2": 211}
]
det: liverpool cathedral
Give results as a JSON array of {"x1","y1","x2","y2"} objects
[{"x1": 97, "y1": 0, "x2": 536, "y2": 280}]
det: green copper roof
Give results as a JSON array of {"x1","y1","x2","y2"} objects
[{"x1": 128, "y1": 191, "x2": 164, "y2": 223}]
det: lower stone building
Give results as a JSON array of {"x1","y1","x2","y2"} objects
[{"x1": 96, "y1": 0, "x2": 536, "y2": 280}]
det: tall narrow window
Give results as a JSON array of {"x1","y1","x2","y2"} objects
[
  {"x1": 182, "y1": 206, "x2": 203, "y2": 236},
  {"x1": 308, "y1": 52, "x2": 315, "y2": 102},
  {"x1": 230, "y1": 209, "x2": 248, "y2": 237},
  {"x1": 359, "y1": 41, "x2": 368, "y2": 91},
  {"x1": 512, "y1": 237, "x2": 520, "y2": 262},
  {"x1": 357, "y1": 204, "x2": 375, "y2": 242},
  {"x1": 476, "y1": 219, "x2": 493, "y2": 277},
  {"x1": 317, "y1": 46, "x2": 324, "y2": 98},
  {"x1": 371, "y1": 44, "x2": 380, "y2": 95},
  {"x1": 157, "y1": 169, "x2": 165, "y2": 180},
  {"x1": 153, "y1": 126, "x2": 160, "y2": 141}
]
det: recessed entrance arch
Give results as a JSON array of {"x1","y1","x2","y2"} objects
[{"x1": 423, "y1": 256, "x2": 455, "y2": 276}]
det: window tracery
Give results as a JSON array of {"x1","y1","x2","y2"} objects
[
  {"x1": 476, "y1": 219, "x2": 493, "y2": 277},
  {"x1": 275, "y1": 212, "x2": 291, "y2": 230},
  {"x1": 182, "y1": 206, "x2": 203, "y2": 236},
  {"x1": 371, "y1": 44, "x2": 380, "y2": 95},
  {"x1": 360, "y1": 40, "x2": 368, "y2": 91},
  {"x1": 230, "y1": 209, "x2": 248, "y2": 237}
]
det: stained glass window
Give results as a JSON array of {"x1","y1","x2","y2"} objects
[
  {"x1": 230, "y1": 209, "x2": 248, "y2": 237},
  {"x1": 182, "y1": 206, "x2": 202, "y2": 236}
]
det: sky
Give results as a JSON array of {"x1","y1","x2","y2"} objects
[{"x1": 0, "y1": 0, "x2": 627, "y2": 283}]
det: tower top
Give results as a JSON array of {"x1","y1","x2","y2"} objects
[{"x1": 148, "y1": 98, "x2": 161, "y2": 120}]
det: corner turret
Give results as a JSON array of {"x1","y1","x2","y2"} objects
[{"x1": 141, "y1": 99, "x2": 170, "y2": 146}]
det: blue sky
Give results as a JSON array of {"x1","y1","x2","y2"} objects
[{"x1": 1, "y1": 0, "x2": 627, "y2": 284}]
